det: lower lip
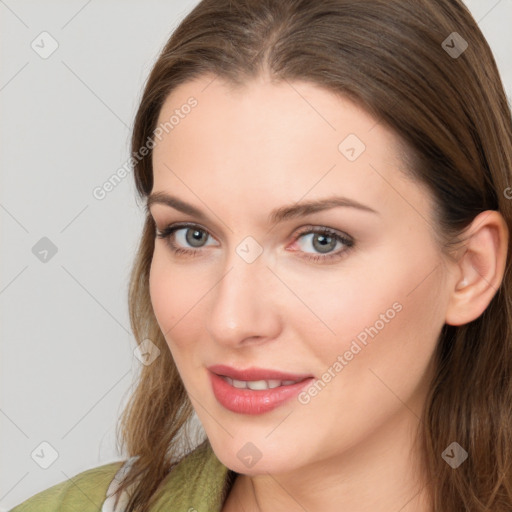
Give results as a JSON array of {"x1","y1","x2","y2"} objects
[{"x1": 209, "y1": 372, "x2": 314, "y2": 415}]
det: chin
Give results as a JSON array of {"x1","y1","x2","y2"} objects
[{"x1": 210, "y1": 436, "x2": 299, "y2": 475}]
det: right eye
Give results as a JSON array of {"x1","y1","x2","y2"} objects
[{"x1": 155, "y1": 222, "x2": 218, "y2": 256}]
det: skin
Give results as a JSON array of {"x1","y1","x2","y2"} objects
[{"x1": 148, "y1": 73, "x2": 508, "y2": 512}]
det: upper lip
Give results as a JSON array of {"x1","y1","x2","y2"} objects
[{"x1": 208, "y1": 364, "x2": 313, "y2": 382}]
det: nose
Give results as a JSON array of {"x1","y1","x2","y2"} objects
[{"x1": 204, "y1": 254, "x2": 282, "y2": 348}]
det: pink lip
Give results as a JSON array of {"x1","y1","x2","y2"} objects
[
  {"x1": 207, "y1": 365, "x2": 314, "y2": 415},
  {"x1": 208, "y1": 364, "x2": 313, "y2": 382}
]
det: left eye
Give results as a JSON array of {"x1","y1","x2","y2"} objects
[{"x1": 295, "y1": 230, "x2": 347, "y2": 254}]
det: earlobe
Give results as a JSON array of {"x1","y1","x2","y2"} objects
[{"x1": 445, "y1": 210, "x2": 509, "y2": 327}]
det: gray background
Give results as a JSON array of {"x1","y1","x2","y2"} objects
[{"x1": 1, "y1": 0, "x2": 511, "y2": 509}]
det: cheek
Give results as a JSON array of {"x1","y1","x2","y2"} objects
[
  {"x1": 303, "y1": 244, "x2": 444, "y2": 411},
  {"x1": 326, "y1": 241, "x2": 442, "y2": 342},
  {"x1": 148, "y1": 249, "x2": 205, "y2": 350},
  {"x1": 275, "y1": 247, "x2": 411, "y2": 347}
]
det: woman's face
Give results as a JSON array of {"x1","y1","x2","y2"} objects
[{"x1": 148, "y1": 74, "x2": 454, "y2": 475}]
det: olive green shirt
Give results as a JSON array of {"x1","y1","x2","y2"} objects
[{"x1": 10, "y1": 440, "x2": 236, "y2": 511}]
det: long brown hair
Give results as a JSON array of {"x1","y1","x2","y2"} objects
[{"x1": 115, "y1": 0, "x2": 512, "y2": 510}]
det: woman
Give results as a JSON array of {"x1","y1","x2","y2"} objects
[{"x1": 11, "y1": 0, "x2": 512, "y2": 510}]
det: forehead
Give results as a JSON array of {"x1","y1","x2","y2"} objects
[
  {"x1": 150, "y1": 75, "x2": 431, "y2": 228},
  {"x1": 154, "y1": 74, "x2": 395, "y2": 159}
]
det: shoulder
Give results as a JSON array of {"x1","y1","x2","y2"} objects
[
  {"x1": 103, "y1": 441, "x2": 234, "y2": 511},
  {"x1": 10, "y1": 442, "x2": 235, "y2": 512},
  {"x1": 147, "y1": 440, "x2": 236, "y2": 511},
  {"x1": 9, "y1": 460, "x2": 125, "y2": 512}
]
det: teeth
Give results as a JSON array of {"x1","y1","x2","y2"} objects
[
  {"x1": 247, "y1": 380, "x2": 270, "y2": 390},
  {"x1": 232, "y1": 379, "x2": 247, "y2": 389},
  {"x1": 222, "y1": 376, "x2": 298, "y2": 390}
]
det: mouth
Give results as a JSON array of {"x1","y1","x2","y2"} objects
[
  {"x1": 207, "y1": 364, "x2": 315, "y2": 415},
  {"x1": 219, "y1": 376, "x2": 305, "y2": 390}
]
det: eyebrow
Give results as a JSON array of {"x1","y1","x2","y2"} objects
[{"x1": 146, "y1": 191, "x2": 379, "y2": 224}]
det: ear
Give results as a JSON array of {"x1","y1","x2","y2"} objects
[{"x1": 445, "y1": 210, "x2": 509, "y2": 326}]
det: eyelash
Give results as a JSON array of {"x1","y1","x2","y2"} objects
[{"x1": 155, "y1": 222, "x2": 354, "y2": 263}]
